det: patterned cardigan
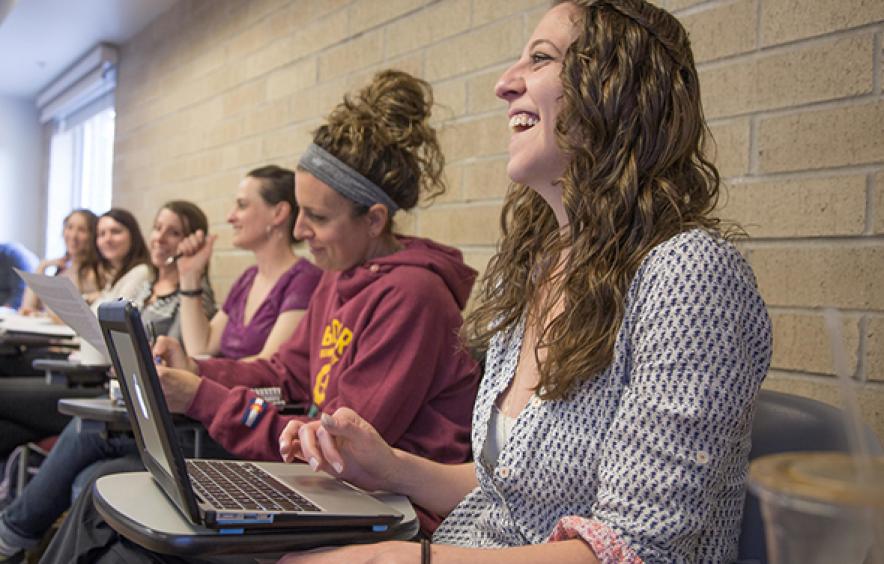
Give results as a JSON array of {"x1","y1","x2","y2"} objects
[
  {"x1": 131, "y1": 277, "x2": 215, "y2": 346},
  {"x1": 433, "y1": 230, "x2": 772, "y2": 563}
]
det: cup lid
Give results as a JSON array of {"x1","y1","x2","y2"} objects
[{"x1": 750, "y1": 452, "x2": 884, "y2": 507}]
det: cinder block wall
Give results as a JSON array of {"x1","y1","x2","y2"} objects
[{"x1": 111, "y1": 0, "x2": 884, "y2": 438}]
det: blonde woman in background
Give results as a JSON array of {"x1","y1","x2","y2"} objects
[{"x1": 19, "y1": 209, "x2": 102, "y2": 315}]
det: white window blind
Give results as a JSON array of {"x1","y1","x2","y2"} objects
[
  {"x1": 39, "y1": 44, "x2": 117, "y2": 258},
  {"x1": 44, "y1": 102, "x2": 115, "y2": 258}
]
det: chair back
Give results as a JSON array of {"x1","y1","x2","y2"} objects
[{"x1": 736, "y1": 389, "x2": 883, "y2": 563}]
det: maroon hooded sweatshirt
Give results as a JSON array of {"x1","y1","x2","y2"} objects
[{"x1": 187, "y1": 235, "x2": 479, "y2": 471}]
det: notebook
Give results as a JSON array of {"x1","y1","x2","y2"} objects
[{"x1": 97, "y1": 299, "x2": 402, "y2": 534}]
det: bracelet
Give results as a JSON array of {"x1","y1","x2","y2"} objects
[
  {"x1": 421, "y1": 538, "x2": 431, "y2": 564},
  {"x1": 179, "y1": 288, "x2": 203, "y2": 297}
]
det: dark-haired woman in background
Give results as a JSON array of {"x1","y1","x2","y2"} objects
[
  {"x1": 19, "y1": 209, "x2": 102, "y2": 315},
  {"x1": 87, "y1": 208, "x2": 151, "y2": 310},
  {"x1": 176, "y1": 165, "x2": 322, "y2": 361}
]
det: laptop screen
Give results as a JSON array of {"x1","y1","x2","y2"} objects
[
  {"x1": 109, "y1": 329, "x2": 174, "y2": 478},
  {"x1": 99, "y1": 300, "x2": 404, "y2": 533}
]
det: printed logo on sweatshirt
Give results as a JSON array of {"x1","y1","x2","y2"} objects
[
  {"x1": 241, "y1": 397, "x2": 267, "y2": 428},
  {"x1": 313, "y1": 318, "x2": 353, "y2": 406}
]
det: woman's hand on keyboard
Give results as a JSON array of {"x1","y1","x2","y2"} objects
[{"x1": 279, "y1": 408, "x2": 400, "y2": 493}]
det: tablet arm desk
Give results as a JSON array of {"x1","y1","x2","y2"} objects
[
  {"x1": 57, "y1": 397, "x2": 211, "y2": 458},
  {"x1": 33, "y1": 358, "x2": 109, "y2": 387},
  {"x1": 94, "y1": 472, "x2": 420, "y2": 557}
]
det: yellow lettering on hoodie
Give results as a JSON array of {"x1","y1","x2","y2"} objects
[{"x1": 312, "y1": 318, "x2": 353, "y2": 406}]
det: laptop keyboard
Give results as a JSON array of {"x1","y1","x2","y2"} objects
[{"x1": 187, "y1": 460, "x2": 321, "y2": 513}]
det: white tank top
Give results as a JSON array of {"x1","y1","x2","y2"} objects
[{"x1": 481, "y1": 404, "x2": 517, "y2": 469}]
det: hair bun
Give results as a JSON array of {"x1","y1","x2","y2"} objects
[
  {"x1": 312, "y1": 69, "x2": 446, "y2": 211},
  {"x1": 326, "y1": 69, "x2": 434, "y2": 152},
  {"x1": 357, "y1": 70, "x2": 434, "y2": 148}
]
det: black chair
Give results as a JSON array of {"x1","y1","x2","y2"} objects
[{"x1": 736, "y1": 389, "x2": 883, "y2": 564}]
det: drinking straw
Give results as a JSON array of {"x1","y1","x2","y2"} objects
[
  {"x1": 823, "y1": 308, "x2": 883, "y2": 563},
  {"x1": 823, "y1": 309, "x2": 870, "y2": 460}
]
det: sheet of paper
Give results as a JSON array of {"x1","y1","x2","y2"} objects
[
  {"x1": 14, "y1": 269, "x2": 109, "y2": 358},
  {"x1": 0, "y1": 311, "x2": 76, "y2": 337}
]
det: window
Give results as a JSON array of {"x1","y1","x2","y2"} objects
[
  {"x1": 38, "y1": 44, "x2": 117, "y2": 258},
  {"x1": 44, "y1": 101, "x2": 115, "y2": 258}
]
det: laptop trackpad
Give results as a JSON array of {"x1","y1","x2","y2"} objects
[{"x1": 254, "y1": 462, "x2": 402, "y2": 518}]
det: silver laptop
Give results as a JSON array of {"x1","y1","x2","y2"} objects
[{"x1": 97, "y1": 299, "x2": 402, "y2": 534}]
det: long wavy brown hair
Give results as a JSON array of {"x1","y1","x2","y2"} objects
[
  {"x1": 465, "y1": 0, "x2": 729, "y2": 400},
  {"x1": 151, "y1": 200, "x2": 209, "y2": 280},
  {"x1": 63, "y1": 209, "x2": 103, "y2": 289},
  {"x1": 98, "y1": 208, "x2": 150, "y2": 288},
  {"x1": 309, "y1": 69, "x2": 446, "y2": 222}
]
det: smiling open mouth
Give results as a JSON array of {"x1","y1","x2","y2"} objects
[{"x1": 509, "y1": 113, "x2": 539, "y2": 132}]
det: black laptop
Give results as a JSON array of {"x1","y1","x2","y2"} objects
[{"x1": 97, "y1": 300, "x2": 402, "y2": 534}]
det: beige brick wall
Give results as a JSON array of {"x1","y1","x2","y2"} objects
[
  {"x1": 677, "y1": 0, "x2": 884, "y2": 440},
  {"x1": 111, "y1": 0, "x2": 884, "y2": 438}
]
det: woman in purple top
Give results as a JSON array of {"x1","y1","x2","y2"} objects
[
  {"x1": 219, "y1": 261, "x2": 320, "y2": 358},
  {"x1": 176, "y1": 165, "x2": 322, "y2": 360}
]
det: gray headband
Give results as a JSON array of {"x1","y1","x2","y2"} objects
[{"x1": 298, "y1": 143, "x2": 399, "y2": 213}]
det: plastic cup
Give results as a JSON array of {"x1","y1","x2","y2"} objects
[{"x1": 749, "y1": 452, "x2": 884, "y2": 564}]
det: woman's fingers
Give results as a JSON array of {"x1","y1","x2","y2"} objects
[
  {"x1": 152, "y1": 335, "x2": 174, "y2": 358},
  {"x1": 202, "y1": 234, "x2": 217, "y2": 255},
  {"x1": 152, "y1": 336, "x2": 189, "y2": 369},
  {"x1": 279, "y1": 416, "x2": 347, "y2": 474},
  {"x1": 297, "y1": 422, "x2": 324, "y2": 471},
  {"x1": 279, "y1": 420, "x2": 303, "y2": 463},
  {"x1": 320, "y1": 408, "x2": 365, "y2": 439},
  {"x1": 315, "y1": 422, "x2": 344, "y2": 475},
  {"x1": 176, "y1": 230, "x2": 206, "y2": 256}
]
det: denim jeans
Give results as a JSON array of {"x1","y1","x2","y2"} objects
[
  {"x1": 0, "y1": 416, "x2": 230, "y2": 550},
  {"x1": 0, "y1": 418, "x2": 140, "y2": 549}
]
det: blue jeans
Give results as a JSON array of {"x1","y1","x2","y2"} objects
[{"x1": 0, "y1": 419, "x2": 140, "y2": 549}]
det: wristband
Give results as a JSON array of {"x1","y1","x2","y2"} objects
[
  {"x1": 179, "y1": 288, "x2": 203, "y2": 297},
  {"x1": 421, "y1": 538, "x2": 431, "y2": 564}
]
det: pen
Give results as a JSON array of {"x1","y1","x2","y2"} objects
[
  {"x1": 164, "y1": 253, "x2": 183, "y2": 266},
  {"x1": 146, "y1": 321, "x2": 158, "y2": 348}
]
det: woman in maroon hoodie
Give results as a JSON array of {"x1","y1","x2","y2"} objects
[
  {"x1": 37, "y1": 73, "x2": 479, "y2": 556},
  {"x1": 151, "y1": 69, "x2": 480, "y2": 530}
]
